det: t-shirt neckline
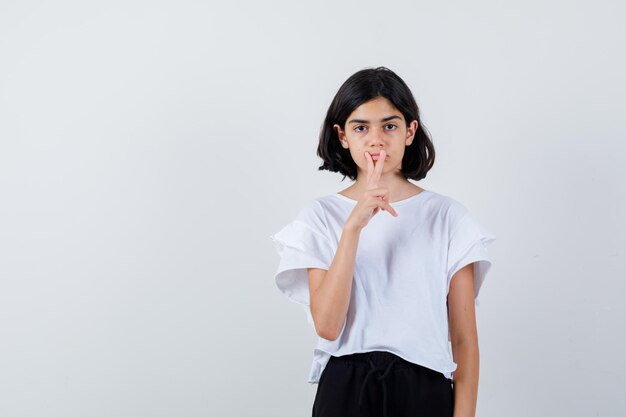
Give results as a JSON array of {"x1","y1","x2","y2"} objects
[{"x1": 332, "y1": 189, "x2": 430, "y2": 206}]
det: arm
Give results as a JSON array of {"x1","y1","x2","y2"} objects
[
  {"x1": 447, "y1": 263, "x2": 480, "y2": 417},
  {"x1": 307, "y1": 149, "x2": 395, "y2": 341},
  {"x1": 307, "y1": 223, "x2": 361, "y2": 341}
]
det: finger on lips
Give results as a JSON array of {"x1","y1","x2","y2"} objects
[{"x1": 363, "y1": 150, "x2": 397, "y2": 217}]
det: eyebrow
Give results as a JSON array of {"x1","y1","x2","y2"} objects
[{"x1": 347, "y1": 115, "x2": 402, "y2": 124}]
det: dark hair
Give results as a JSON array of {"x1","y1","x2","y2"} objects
[{"x1": 317, "y1": 66, "x2": 435, "y2": 182}]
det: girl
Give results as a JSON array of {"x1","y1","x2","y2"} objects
[{"x1": 270, "y1": 67, "x2": 496, "y2": 417}]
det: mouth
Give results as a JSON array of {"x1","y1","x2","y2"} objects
[{"x1": 371, "y1": 153, "x2": 389, "y2": 161}]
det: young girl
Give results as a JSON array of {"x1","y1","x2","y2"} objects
[{"x1": 270, "y1": 67, "x2": 496, "y2": 417}]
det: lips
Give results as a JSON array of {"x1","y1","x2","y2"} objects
[{"x1": 370, "y1": 153, "x2": 388, "y2": 161}]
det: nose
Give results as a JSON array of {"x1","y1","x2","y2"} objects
[{"x1": 369, "y1": 128, "x2": 385, "y2": 148}]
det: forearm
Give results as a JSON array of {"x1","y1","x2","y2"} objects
[
  {"x1": 451, "y1": 338, "x2": 479, "y2": 417},
  {"x1": 312, "y1": 224, "x2": 361, "y2": 340}
]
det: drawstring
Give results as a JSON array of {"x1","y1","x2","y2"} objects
[{"x1": 357, "y1": 356, "x2": 400, "y2": 417}]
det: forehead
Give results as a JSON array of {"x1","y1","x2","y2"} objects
[{"x1": 348, "y1": 97, "x2": 403, "y2": 120}]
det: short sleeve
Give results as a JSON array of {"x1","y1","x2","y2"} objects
[
  {"x1": 446, "y1": 211, "x2": 496, "y2": 305},
  {"x1": 269, "y1": 219, "x2": 335, "y2": 328}
]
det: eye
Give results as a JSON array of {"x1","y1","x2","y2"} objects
[
  {"x1": 385, "y1": 124, "x2": 397, "y2": 131},
  {"x1": 354, "y1": 125, "x2": 367, "y2": 133}
]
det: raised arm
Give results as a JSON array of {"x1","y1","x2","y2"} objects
[
  {"x1": 307, "y1": 149, "x2": 397, "y2": 341},
  {"x1": 307, "y1": 223, "x2": 361, "y2": 341}
]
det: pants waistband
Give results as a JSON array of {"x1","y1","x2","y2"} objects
[{"x1": 332, "y1": 350, "x2": 416, "y2": 370}]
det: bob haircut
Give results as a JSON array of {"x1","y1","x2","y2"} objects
[{"x1": 317, "y1": 66, "x2": 435, "y2": 182}]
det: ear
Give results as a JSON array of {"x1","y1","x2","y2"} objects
[
  {"x1": 334, "y1": 124, "x2": 349, "y2": 149},
  {"x1": 405, "y1": 120, "x2": 418, "y2": 145}
]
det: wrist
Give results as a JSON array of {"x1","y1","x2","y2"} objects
[{"x1": 343, "y1": 222, "x2": 362, "y2": 234}]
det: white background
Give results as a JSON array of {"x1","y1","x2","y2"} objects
[{"x1": 1, "y1": 1, "x2": 625, "y2": 416}]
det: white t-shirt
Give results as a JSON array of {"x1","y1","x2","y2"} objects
[{"x1": 269, "y1": 189, "x2": 496, "y2": 384}]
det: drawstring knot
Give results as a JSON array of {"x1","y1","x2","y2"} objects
[{"x1": 357, "y1": 356, "x2": 400, "y2": 417}]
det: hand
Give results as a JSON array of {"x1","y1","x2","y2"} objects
[{"x1": 345, "y1": 150, "x2": 398, "y2": 231}]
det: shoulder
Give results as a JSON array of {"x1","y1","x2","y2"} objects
[
  {"x1": 291, "y1": 195, "x2": 336, "y2": 233},
  {"x1": 427, "y1": 190, "x2": 496, "y2": 246},
  {"x1": 422, "y1": 189, "x2": 470, "y2": 227},
  {"x1": 294, "y1": 196, "x2": 326, "y2": 220}
]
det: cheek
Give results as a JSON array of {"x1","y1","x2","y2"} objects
[
  {"x1": 350, "y1": 146, "x2": 364, "y2": 155},
  {"x1": 350, "y1": 149, "x2": 367, "y2": 165}
]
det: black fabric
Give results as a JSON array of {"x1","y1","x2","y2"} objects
[{"x1": 312, "y1": 351, "x2": 453, "y2": 417}]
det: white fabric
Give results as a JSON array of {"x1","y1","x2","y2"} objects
[{"x1": 269, "y1": 189, "x2": 496, "y2": 384}]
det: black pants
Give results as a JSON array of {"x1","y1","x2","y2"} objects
[{"x1": 312, "y1": 351, "x2": 453, "y2": 417}]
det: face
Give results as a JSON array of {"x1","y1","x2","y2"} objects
[{"x1": 334, "y1": 96, "x2": 418, "y2": 178}]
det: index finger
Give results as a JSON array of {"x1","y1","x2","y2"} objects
[
  {"x1": 369, "y1": 150, "x2": 386, "y2": 188},
  {"x1": 365, "y1": 151, "x2": 376, "y2": 189}
]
